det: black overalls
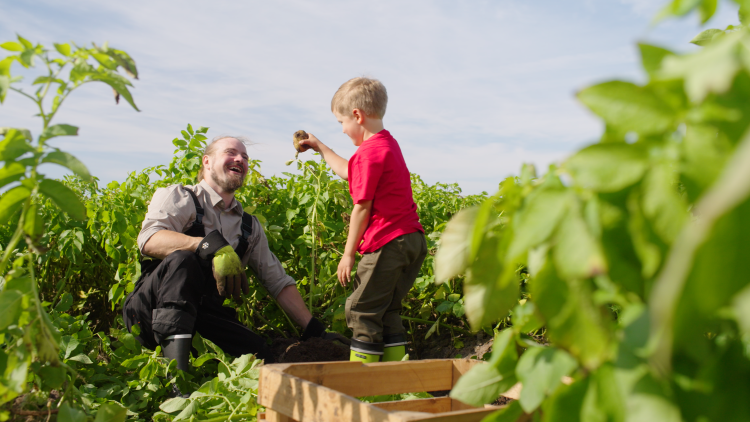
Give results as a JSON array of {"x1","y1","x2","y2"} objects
[{"x1": 122, "y1": 189, "x2": 275, "y2": 362}]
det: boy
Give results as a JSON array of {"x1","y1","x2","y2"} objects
[{"x1": 300, "y1": 77, "x2": 426, "y2": 362}]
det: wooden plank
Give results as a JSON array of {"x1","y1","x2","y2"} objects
[
  {"x1": 451, "y1": 359, "x2": 484, "y2": 388},
  {"x1": 450, "y1": 399, "x2": 479, "y2": 411},
  {"x1": 390, "y1": 407, "x2": 499, "y2": 422},
  {"x1": 259, "y1": 365, "x2": 399, "y2": 422},
  {"x1": 372, "y1": 397, "x2": 452, "y2": 414},
  {"x1": 265, "y1": 409, "x2": 296, "y2": 422},
  {"x1": 281, "y1": 360, "x2": 455, "y2": 397}
]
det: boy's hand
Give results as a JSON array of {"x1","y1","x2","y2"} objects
[
  {"x1": 337, "y1": 254, "x2": 355, "y2": 286},
  {"x1": 298, "y1": 133, "x2": 323, "y2": 153}
]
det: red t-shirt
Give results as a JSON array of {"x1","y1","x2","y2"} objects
[{"x1": 348, "y1": 130, "x2": 424, "y2": 254}]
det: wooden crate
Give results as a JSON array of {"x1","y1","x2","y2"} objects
[{"x1": 258, "y1": 359, "x2": 521, "y2": 422}]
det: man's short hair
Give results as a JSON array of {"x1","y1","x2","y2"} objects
[
  {"x1": 196, "y1": 135, "x2": 250, "y2": 182},
  {"x1": 331, "y1": 77, "x2": 388, "y2": 119}
]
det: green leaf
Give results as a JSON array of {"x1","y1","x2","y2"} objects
[
  {"x1": 660, "y1": 31, "x2": 743, "y2": 102},
  {"x1": 516, "y1": 346, "x2": 578, "y2": 413},
  {"x1": 482, "y1": 400, "x2": 526, "y2": 422},
  {"x1": 564, "y1": 143, "x2": 648, "y2": 193},
  {"x1": 57, "y1": 403, "x2": 87, "y2": 422},
  {"x1": 507, "y1": 189, "x2": 570, "y2": 261},
  {"x1": 93, "y1": 403, "x2": 127, "y2": 422},
  {"x1": 39, "y1": 124, "x2": 79, "y2": 143},
  {"x1": 61, "y1": 336, "x2": 80, "y2": 359},
  {"x1": 0, "y1": 290, "x2": 23, "y2": 330},
  {"x1": 89, "y1": 72, "x2": 140, "y2": 111},
  {"x1": 0, "y1": 129, "x2": 35, "y2": 161},
  {"x1": 42, "y1": 150, "x2": 92, "y2": 181},
  {"x1": 0, "y1": 75, "x2": 8, "y2": 103},
  {"x1": 553, "y1": 204, "x2": 607, "y2": 280},
  {"x1": 1, "y1": 42, "x2": 23, "y2": 52},
  {"x1": 0, "y1": 185, "x2": 31, "y2": 225},
  {"x1": 434, "y1": 206, "x2": 479, "y2": 282},
  {"x1": 160, "y1": 397, "x2": 190, "y2": 413},
  {"x1": 577, "y1": 81, "x2": 677, "y2": 135},
  {"x1": 55, "y1": 293, "x2": 74, "y2": 313},
  {"x1": 23, "y1": 203, "x2": 43, "y2": 238},
  {"x1": 511, "y1": 301, "x2": 544, "y2": 334},
  {"x1": 733, "y1": 284, "x2": 750, "y2": 336},
  {"x1": 120, "y1": 332, "x2": 139, "y2": 352},
  {"x1": 17, "y1": 35, "x2": 32, "y2": 49},
  {"x1": 174, "y1": 401, "x2": 197, "y2": 421},
  {"x1": 638, "y1": 43, "x2": 675, "y2": 78},
  {"x1": 54, "y1": 43, "x2": 72, "y2": 56},
  {"x1": 581, "y1": 364, "x2": 625, "y2": 422},
  {"x1": 39, "y1": 365, "x2": 67, "y2": 390},
  {"x1": 194, "y1": 353, "x2": 219, "y2": 367},
  {"x1": 541, "y1": 377, "x2": 589, "y2": 422},
  {"x1": 38, "y1": 179, "x2": 87, "y2": 220},
  {"x1": 640, "y1": 165, "x2": 688, "y2": 243},
  {"x1": 539, "y1": 271, "x2": 612, "y2": 368},
  {"x1": 67, "y1": 354, "x2": 93, "y2": 364},
  {"x1": 690, "y1": 28, "x2": 725, "y2": 46},
  {"x1": 450, "y1": 329, "x2": 518, "y2": 406},
  {"x1": 0, "y1": 162, "x2": 25, "y2": 188},
  {"x1": 464, "y1": 236, "x2": 518, "y2": 330}
]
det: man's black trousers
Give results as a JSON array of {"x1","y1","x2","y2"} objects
[{"x1": 122, "y1": 250, "x2": 275, "y2": 362}]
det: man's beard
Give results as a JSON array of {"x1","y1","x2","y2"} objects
[{"x1": 210, "y1": 169, "x2": 245, "y2": 192}]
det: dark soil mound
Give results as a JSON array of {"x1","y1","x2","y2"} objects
[{"x1": 272, "y1": 337, "x2": 349, "y2": 363}]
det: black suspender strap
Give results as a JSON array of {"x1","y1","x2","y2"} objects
[
  {"x1": 235, "y1": 213, "x2": 254, "y2": 258},
  {"x1": 183, "y1": 187, "x2": 206, "y2": 238}
]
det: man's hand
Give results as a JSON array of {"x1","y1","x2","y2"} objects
[
  {"x1": 212, "y1": 245, "x2": 249, "y2": 301},
  {"x1": 196, "y1": 230, "x2": 249, "y2": 302},
  {"x1": 302, "y1": 317, "x2": 351, "y2": 346},
  {"x1": 337, "y1": 254, "x2": 355, "y2": 287}
]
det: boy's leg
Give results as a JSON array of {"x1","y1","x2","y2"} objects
[
  {"x1": 345, "y1": 238, "x2": 413, "y2": 345},
  {"x1": 382, "y1": 232, "x2": 427, "y2": 361}
]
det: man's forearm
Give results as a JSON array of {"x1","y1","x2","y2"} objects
[
  {"x1": 276, "y1": 285, "x2": 313, "y2": 328},
  {"x1": 344, "y1": 202, "x2": 371, "y2": 257},
  {"x1": 317, "y1": 144, "x2": 349, "y2": 180},
  {"x1": 142, "y1": 230, "x2": 202, "y2": 260}
]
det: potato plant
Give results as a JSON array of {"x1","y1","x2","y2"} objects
[{"x1": 441, "y1": 1, "x2": 750, "y2": 421}]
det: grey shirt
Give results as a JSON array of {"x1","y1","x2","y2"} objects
[{"x1": 137, "y1": 179, "x2": 295, "y2": 298}]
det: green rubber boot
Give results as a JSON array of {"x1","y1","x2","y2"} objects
[
  {"x1": 382, "y1": 333, "x2": 408, "y2": 362},
  {"x1": 350, "y1": 339, "x2": 383, "y2": 363}
]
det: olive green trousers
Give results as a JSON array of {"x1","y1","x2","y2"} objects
[{"x1": 345, "y1": 231, "x2": 427, "y2": 343}]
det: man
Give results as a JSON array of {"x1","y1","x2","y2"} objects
[{"x1": 122, "y1": 135, "x2": 342, "y2": 373}]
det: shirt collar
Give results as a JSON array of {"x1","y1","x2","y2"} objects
[{"x1": 198, "y1": 179, "x2": 243, "y2": 215}]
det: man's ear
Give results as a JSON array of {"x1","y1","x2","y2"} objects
[{"x1": 202, "y1": 154, "x2": 211, "y2": 170}]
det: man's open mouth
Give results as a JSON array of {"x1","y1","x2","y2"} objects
[{"x1": 227, "y1": 164, "x2": 244, "y2": 175}]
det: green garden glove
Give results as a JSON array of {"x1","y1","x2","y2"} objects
[{"x1": 196, "y1": 230, "x2": 249, "y2": 301}]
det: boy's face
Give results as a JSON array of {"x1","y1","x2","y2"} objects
[{"x1": 334, "y1": 110, "x2": 365, "y2": 146}]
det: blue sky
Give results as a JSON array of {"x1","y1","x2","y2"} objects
[{"x1": 0, "y1": 0, "x2": 741, "y2": 194}]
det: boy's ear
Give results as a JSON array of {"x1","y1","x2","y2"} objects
[{"x1": 352, "y1": 108, "x2": 365, "y2": 124}]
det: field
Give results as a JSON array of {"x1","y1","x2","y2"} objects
[{"x1": 3, "y1": 0, "x2": 750, "y2": 421}]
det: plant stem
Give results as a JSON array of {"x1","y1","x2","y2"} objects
[
  {"x1": 0, "y1": 209, "x2": 27, "y2": 276},
  {"x1": 399, "y1": 316, "x2": 473, "y2": 336}
]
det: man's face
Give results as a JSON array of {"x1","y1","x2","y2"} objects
[{"x1": 204, "y1": 138, "x2": 249, "y2": 193}]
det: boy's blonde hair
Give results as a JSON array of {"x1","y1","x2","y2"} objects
[{"x1": 331, "y1": 77, "x2": 388, "y2": 119}]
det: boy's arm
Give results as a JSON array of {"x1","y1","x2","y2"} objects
[
  {"x1": 299, "y1": 133, "x2": 349, "y2": 180},
  {"x1": 338, "y1": 200, "x2": 372, "y2": 286}
]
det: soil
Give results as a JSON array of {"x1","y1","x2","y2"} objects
[{"x1": 271, "y1": 337, "x2": 349, "y2": 363}]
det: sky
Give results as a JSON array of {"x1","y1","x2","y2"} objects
[{"x1": 0, "y1": 0, "x2": 741, "y2": 195}]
